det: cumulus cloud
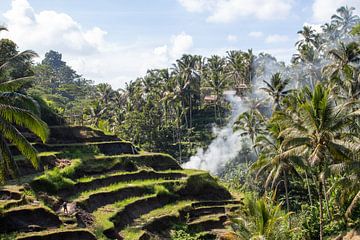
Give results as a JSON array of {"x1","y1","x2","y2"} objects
[
  {"x1": 151, "y1": 32, "x2": 193, "y2": 67},
  {"x1": 265, "y1": 34, "x2": 289, "y2": 43},
  {"x1": 1, "y1": 0, "x2": 194, "y2": 88},
  {"x1": 312, "y1": 0, "x2": 360, "y2": 22},
  {"x1": 178, "y1": 0, "x2": 294, "y2": 23},
  {"x1": 248, "y1": 31, "x2": 263, "y2": 38}
]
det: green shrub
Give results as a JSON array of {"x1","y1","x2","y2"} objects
[
  {"x1": 154, "y1": 185, "x2": 171, "y2": 196},
  {"x1": 30, "y1": 168, "x2": 75, "y2": 193},
  {"x1": 171, "y1": 224, "x2": 204, "y2": 240}
]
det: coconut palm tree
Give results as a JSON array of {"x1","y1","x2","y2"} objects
[
  {"x1": 323, "y1": 41, "x2": 360, "y2": 80},
  {"x1": 0, "y1": 26, "x2": 49, "y2": 182},
  {"x1": 234, "y1": 109, "x2": 265, "y2": 151},
  {"x1": 278, "y1": 84, "x2": 358, "y2": 240},
  {"x1": 260, "y1": 73, "x2": 291, "y2": 111},
  {"x1": 0, "y1": 79, "x2": 48, "y2": 183},
  {"x1": 172, "y1": 54, "x2": 201, "y2": 129},
  {"x1": 252, "y1": 124, "x2": 303, "y2": 218},
  {"x1": 226, "y1": 50, "x2": 254, "y2": 89},
  {"x1": 331, "y1": 6, "x2": 360, "y2": 35},
  {"x1": 204, "y1": 55, "x2": 227, "y2": 119},
  {"x1": 296, "y1": 26, "x2": 322, "y2": 50}
]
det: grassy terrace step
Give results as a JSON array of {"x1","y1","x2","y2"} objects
[
  {"x1": 29, "y1": 153, "x2": 183, "y2": 194},
  {"x1": 31, "y1": 170, "x2": 186, "y2": 198},
  {"x1": 16, "y1": 229, "x2": 96, "y2": 240},
  {"x1": 191, "y1": 200, "x2": 241, "y2": 208},
  {"x1": 60, "y1": 170, "x2": 185, "y2": 198},
  {"x1": 93, "y1": 194, "x2": 155, "y2": 239},
  {"x1": 103, "y1": 193, "x2": 178, "y2": 239},
  {"x1": 121, "y1": 200, "x2": 194, "y2": 239},
  {"x1": 22, "y1": 126, "x2": 120, "y2": 144},
  {"x1": 10, "y1": 141, "x2": 136, "y2": 156},
  {"x1": 0, "y1": 206, "x2": 61, "y2": 233},
  {"x1": 185, "y1": 206, "x2": 226, "y2": 221},
  {"x1": 137, "y1": 199, "x2": 241, "y2": 238},
  {"x1": 75, "y1": 179, "x2": 182, "y2": 212},
  {"x1": 188, "y1": 214, "x2": 228, "y2": 232}
]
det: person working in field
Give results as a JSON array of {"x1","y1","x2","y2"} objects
[{"x1": 62, "y1": 201, "x2": 68, "y2": 214}]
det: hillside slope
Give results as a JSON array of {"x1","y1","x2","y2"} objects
[{"x1": 0, "y1": 126, "x2": 241, "y2": 240}]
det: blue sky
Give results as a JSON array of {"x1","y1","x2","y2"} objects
[{"x1": 0, "y1": 0, "x2": 359, "y2": 88}]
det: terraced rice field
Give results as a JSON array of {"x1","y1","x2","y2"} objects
[{"x1": 0, "y1": 126, "x2": 241, "y2": 239}]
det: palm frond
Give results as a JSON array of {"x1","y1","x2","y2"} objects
[
  {"x1": 0, "y1": 119, "x2": 39, "y2": 169},
  {"x1": 0, "y1": 77, "x2": 34, "y2": 92},
  {"x1": 0, "y1": 104, "x2": 48, "y2": 142}
]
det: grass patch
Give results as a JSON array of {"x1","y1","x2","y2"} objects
[
  {"x1": 92, "y1": 194, "x2": 156, "y2": 234},
  {"x1": 139, "y1": 200, "x2": 193, "y2": 222},
  {"x1": 72, "y1": 178, "x2": 178, "y2": 201},
  {"x1": 30, "y1": 167, "x2": 76, "y2": 194},
  {"x1": 121, "y1": 227, "x2": 144, "y2": 239}
]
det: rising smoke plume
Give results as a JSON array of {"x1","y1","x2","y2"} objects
[{"x1": 182, "y1": 91, "x2": 246, "y2": 174}]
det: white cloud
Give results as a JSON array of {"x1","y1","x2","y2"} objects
[
  {"x1": 178, "y1": 0, "x2": 294, "y2": 23},
  {"x1": 312, "y1": 0, "x2": 360, "y2": 22},
  {"x1": 170, "y1": 32, "x2": 193, "y2": 58},
  {"x1": 177, "y1": 0, "x2": 212, "y2": 12},
  {"x1": 248, "y1": 31, "x2": 263, "y2": 38},
  {"x1": 227, "y1": 34, "x2": 238, "y2": 42},
  {"x1": 2, "y1": 0, "x2": 194, "y2": 88},
  {"x1": 265, "y1": 34, "x2": 289, "y2": 43}
]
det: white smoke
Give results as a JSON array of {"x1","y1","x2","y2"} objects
[{"x1": 182, "y1": 91, "x2": 247, "y2": 174}]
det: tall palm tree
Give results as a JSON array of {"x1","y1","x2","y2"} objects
[
  {"x1": 323, "y1": 41, "x2": 360, "y2": 80},
  {"x1": 296, "y1": 26, "x2": 321, "y2": 50},
  {"x1": 234, "y1": 109, "x2": 265, "y2": 151},
  {"x1": 253, "y1": 124, "x2": 303, "y2": 218},
  {"x1": 226, "y1": 50, "x2": 254, "y2": 90},
  {"x1": 331, "y1": 6, "x2": 360, "y2": 34},
  {"x1": 278, "y1": 84, "x2": 358, "y2": 240},
  {"x1": 0, "y1": 26, "x2": 49, "y2": 183},
  {"x1": 172, "y1": 54, "x2": 201, "y2": 129},
  {"x1": 260, "y1": 73, "x2": 291, "y2": 111},
  {"x1": 204, "y1": 55, "x2": 227, "y2": 119}
]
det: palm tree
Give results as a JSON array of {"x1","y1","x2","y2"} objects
[
  {"x1": 172, "y1": 54, "x2": 201, "y2": 129},
  {"x1": 321, "y1": 23, "x2": 338, "y2": 42},
  {"x1": 234, "y1": 109, "x2": 265, "y2": 151},
  {"x1": 252, "y1": 124, "x2": 303, "y2": 219},
  {"x1": 226, "y1": 50, "x2": 254, "y2": 90},
  {"x1": 296, "y1": 26, "x2": 321, "y2": 50},
  {"x1": 231, "y1": 193, "x2": 291, "y2": 240},
  {"x1": 323, "y1": 41, "x2": 360, "y2": 80},
  {"x1": 278, "y1": 84, "x2": 358, "y2": 240},
  {"x1": 260, "y1": 73, "x2": 291, "y2": 111},
  {"x1": 0, "y1": 78, "x2": 49, "y2": 183},
  {"x1": 204, "y1": 55, "x2": 227, "y2": 120},
  {"x1": 331, "y1": 6, "x2": 360, "y2": 34},
  {"x1": 0, "y1": 26, "x2": 49, "y2": 182}
]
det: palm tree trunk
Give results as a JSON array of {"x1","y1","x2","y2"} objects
[
  {"x1": 322, "y1": 179, "x2": 332, "y2": 219},
  {"x1": 214, "y1": 103, "x2": 217, "y2": 121},
  {"x1": 345, "y1": 190, "x2": 360, "y2": 220},
  {"x1": 182, "y1": 101, "x2": 188, "y2": 128},
  {"x1": 318, "y1": 178, "x2": 324, "y2": 240},
  {"x1": 305, "y1": 171, "x2": 313, "y2": 206},
  {"x1": 189, "y1": 94, "x2": 192, "y2": 129},
  {"x1": 283, "y1": 171, "x2": 291, "y2": 229}
]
